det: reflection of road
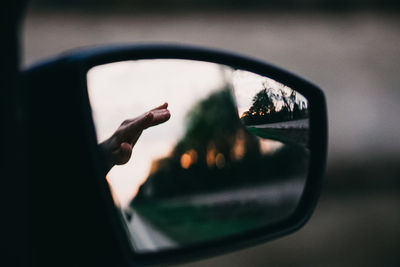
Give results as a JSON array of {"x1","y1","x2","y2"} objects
[
  {"x1": 127, "y1": 210, "x2": 177, "y2": 252},
  {"x1": 250, "y1": 118, "x2": 308, "y2": 129},
  {"x1": 248, "y1": 119, "x2": 309, "y2": 146},
  {"x1": 128, "y1": 178, "x2": 304, "y2": 252},
  {"x1": 166, "y1": 178, "x2": 304, "y2": 208}
]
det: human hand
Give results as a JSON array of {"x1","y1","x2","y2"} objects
[{"x1": 99, "y1": 103, "x2": 171, "y2": 173}]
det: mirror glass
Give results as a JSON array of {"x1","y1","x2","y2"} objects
[{"x1": 86, "y1": 59, "x2": 309, "y2": 253}]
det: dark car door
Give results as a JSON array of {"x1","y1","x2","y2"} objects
[{"x1": 0, "y1": 1, "x2": 30, "y2": 266}]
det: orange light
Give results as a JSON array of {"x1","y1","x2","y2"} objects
[
  {"x1": 206, "y1": 143, "x2": 216, "y2": 168},
  {"x1": 180, "y1": 153, "x2": 192, "y2": 169},
  {"x1": 231, "y1": 129, "x2": 246, "y2": 161},
  {"x1": 180, "y1": 149, "x2": 198, "y2": 169}
]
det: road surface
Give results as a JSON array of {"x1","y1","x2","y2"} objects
[{"x1": 127, "y1": 209, "x2": 177, "y2": 252}]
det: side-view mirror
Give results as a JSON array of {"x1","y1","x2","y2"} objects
[{"x1": 23, "y1": 44, "x2": 327, "y2": 265}]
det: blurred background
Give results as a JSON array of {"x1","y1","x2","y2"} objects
[{"x1": 23, "y1": 0, "x2": 400, "y2": 266}]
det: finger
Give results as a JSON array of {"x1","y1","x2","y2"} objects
[
  {"x1": 119, "y1": 112, "x2": 153, "y2": 140},
  {"x1": 121, "y1": 103, "x2": 168, "y2": 127},
  {"x1": 132, "y1": 111, "x2": 154, "y2": 129},
  {"x1": 150, "y1": 102, "x2": 168, "y2": 111},
  {"x1": 120, "y1": 105, "x2": 170, "y2": 140},
  {"x1": 127, "y1": 108, "x2": 169, "y2": 131},
  {"x1": 148, "y1": 109, "x2": 171, "y2": 127}
]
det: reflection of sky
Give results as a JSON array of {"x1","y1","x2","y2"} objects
[{"x1": 87, "y1": 60, "x2": 232, "y2": 206}]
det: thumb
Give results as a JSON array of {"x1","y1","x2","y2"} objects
[{"x1": 113, "y1": 142, "x2": 133, "y2": 165}]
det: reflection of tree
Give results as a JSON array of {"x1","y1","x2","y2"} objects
[
  {"x1": 241, "y1": 84, "x2": 309, "y2": 126},
  {"x1": 131, "y1": 87, "x2": 308, "y2": 203},
  {"x1": 247, "y1": 88, "x2": 275, "y2": 117},
  {"x1": 171, "y1": 88, "x2": 259, "y2": 169}
]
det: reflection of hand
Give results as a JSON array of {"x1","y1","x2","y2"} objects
[{"x1": 99, "y1": 103, "x2": 171, "y2": 174}]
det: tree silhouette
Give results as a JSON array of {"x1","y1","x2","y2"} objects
[
  {"x1": 241, "y1": 85, "x2": 308, "y2": 125},
  {"x1": 248, "y1": 88, "x2": 275, "y2": 116}
]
